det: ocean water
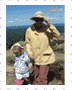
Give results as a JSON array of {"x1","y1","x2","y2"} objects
[{"x1": 6, "y1": 24, "x2": 64, "y2": 49}]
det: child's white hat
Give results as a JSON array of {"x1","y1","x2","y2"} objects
[{"x1": 10, "y1": 43, "x2": 24, "y2": 51}]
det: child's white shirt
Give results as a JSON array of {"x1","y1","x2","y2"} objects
[
  {"x1": 16, "y1": 72, "x2": 29, "y2": 79},
  {"x1": 14, "y1": 51, "x2": 31, "y2": 79}
]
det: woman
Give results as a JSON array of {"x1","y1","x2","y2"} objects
[{"x1": 25, "y1": 11, "x2": 61, "y2": 85}]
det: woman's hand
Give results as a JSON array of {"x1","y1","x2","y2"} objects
[
  {"x1": 28, "y1": 62, "x2": 32, "y2": 68},
  {"x1": 44, "y1": 17, "x2": 50, "y2": 24},
  {"x1": 44, "y1": 17, "x2": 49, "y2": 21},
  {"x1": 28, "y1": 62, "x2": 33, "y2": 74},
  {"x1": 43, "y1": 17, "x2": 51, "y2": 28}
]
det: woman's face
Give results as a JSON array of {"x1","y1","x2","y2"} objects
[{"x1": 36, "y1": 21, "x2": 43, "y2": 27}]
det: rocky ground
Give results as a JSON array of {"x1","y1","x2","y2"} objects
[{"x1": 6, "y1": 34, "x2": 65, "y2": 85}]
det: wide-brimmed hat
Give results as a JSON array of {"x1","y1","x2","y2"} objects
[
  {"x1": 10, "y1": 43, "x2": 24, "y2": 51},
  {"x1": 30, "y1": 11, "x2": 44, "y2": 21}
]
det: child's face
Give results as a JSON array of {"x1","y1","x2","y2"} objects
[{"x1": 12, "y1": 46, "x2": 23, "y2": 55}]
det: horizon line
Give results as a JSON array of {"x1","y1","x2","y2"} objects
[{"x1": 6, "y1": 23, "x2": 65, "y2": 27}]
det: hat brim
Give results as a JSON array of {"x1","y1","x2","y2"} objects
[
  {"x1": 10, "y1": 43, "x2": 24, "y2": 51},
  {"x1": 30, "y1": 17, "x2": 44, "y2": 21}
]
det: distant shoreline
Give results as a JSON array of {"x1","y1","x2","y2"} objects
[{"x1": 6, "y1": 23, "x2": 65, "y2": 28}]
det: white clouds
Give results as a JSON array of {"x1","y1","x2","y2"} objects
[
  {"x1": 8, "y1": 21, "x2": 14, "y2": 23},
  {"x1": 59, "y1": 8, "x2": 63, "y2": 11},
  {"x1": 49, "y1": 17, "x2": 56, "y2": 19},
  {"x1": 48, "y1": 17, "x2": 61, "y2": 20},
  {"x1": 23, "y1": 19, "x2": 26, "y2": 22},
  {"x1": 61, "y1": 17, "x2": 64, "y2": 18},
  {"x1": 19, "y1": 20, "x2": 22, "y2": 22},
  {"x1": 56, "y1": 17, "x2": 60, "y2": 20},
  {"x1": 61, "y1": 19, "x2": 63, "y2": 21},
  {"x1": 15, "y1": 19, "x2": 19, "y2": 20}
]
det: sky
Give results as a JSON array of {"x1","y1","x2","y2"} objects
[{"x1": 6, "y1": 5, "x2": 65, "y2": 27}]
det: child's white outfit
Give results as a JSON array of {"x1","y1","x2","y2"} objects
[{"x1": 14, "y1": 51, "x2": 31, "y2": 85}]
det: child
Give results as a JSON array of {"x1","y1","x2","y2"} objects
[{"x1": 10, "y1": 43, "x2": 32, "y2": 85}]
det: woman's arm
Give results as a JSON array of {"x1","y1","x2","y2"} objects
[
  {"x1": 43, "y1": 17, "x2": 61, "y2": 43},
  {"x1": 43, "y1": 17, "x2": 61, "y2": 37}
]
